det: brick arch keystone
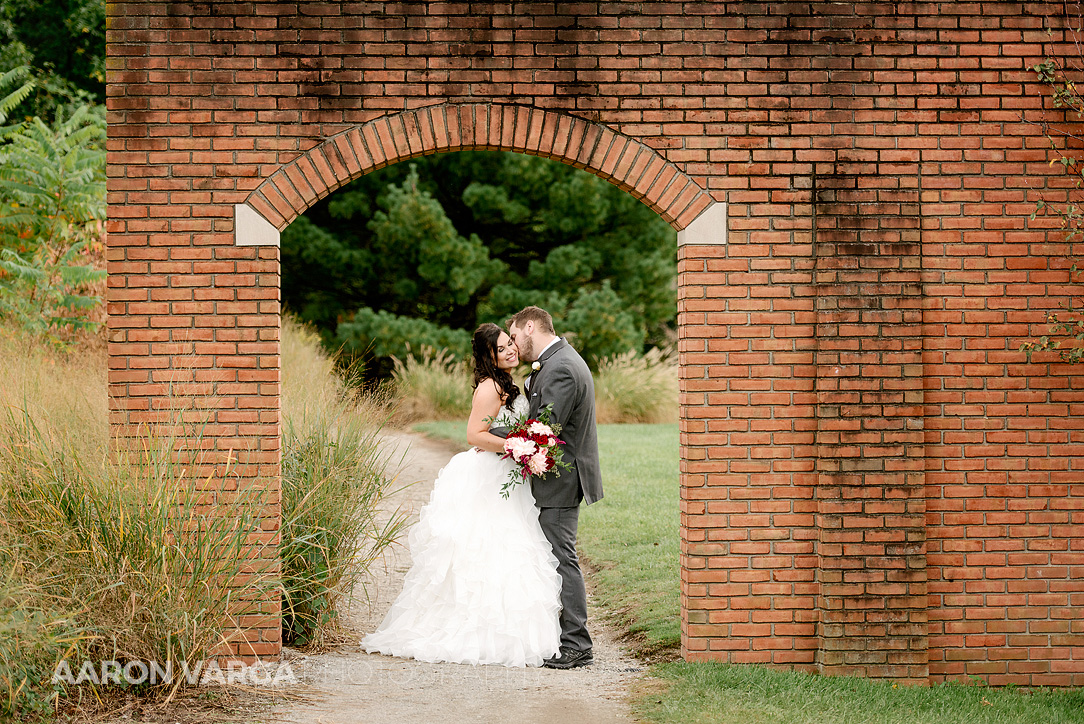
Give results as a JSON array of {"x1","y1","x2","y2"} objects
[{"x1": 236, "y1": 103, "x2": 717, "y2": 239}]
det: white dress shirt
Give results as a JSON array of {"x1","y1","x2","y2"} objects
[{"x1": 525, "y1": 337, "x2": 560, "y2": 391}]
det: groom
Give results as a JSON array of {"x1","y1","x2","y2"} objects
[{"x1": 506, "y1": 306, "x2": 603, "y2": 669}]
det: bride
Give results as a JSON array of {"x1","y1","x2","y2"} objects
[{"x1": 362, "y1": 323, "x2": 562, "y2": 667}]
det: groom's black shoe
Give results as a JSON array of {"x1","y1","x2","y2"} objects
[{"x1": 543, "y1": 646, "x2": 593, "y2": 669}]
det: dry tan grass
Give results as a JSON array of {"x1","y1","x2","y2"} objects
[
  {"x1": 0, "y1": 319, "x2": 402, "y2": 718},
  {"x1": 594, "y1": 348, "x2": 678, "y2": 424},
  {"x1": 387, "y1": 346, "x2": 473, "y2": 424},
  {"x1": 386, "y1": 343, "x2": 679, "y2": 425},
  {"x1": 280, "y1": 317, "x2": 405, "y2": 650},
  {"x1": 0, "y1": 326, "x2": 274, "y2": 717}
]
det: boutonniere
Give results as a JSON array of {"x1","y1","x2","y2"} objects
[{"x1": 531, "y1": 361, "x2": 541, "y2": 372}]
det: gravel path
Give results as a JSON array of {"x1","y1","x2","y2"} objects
[{"x1": 267, "y1": 430, "x2": 644, "y2": 724}]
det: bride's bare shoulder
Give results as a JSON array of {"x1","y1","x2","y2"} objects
[{"x1": 472, "y1": 377, "x2": 505, "y2": 404}]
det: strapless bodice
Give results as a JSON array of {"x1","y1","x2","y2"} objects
[{"x1": 489, "y1": 393, "x2": 528, "y2": 430}]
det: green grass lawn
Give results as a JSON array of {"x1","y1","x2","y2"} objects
[
  {"x1": 413, "y1": 420, "x2": 470, "y2": 448},
  {"x1": 411, "y1": 421, "x2": 1084, "y2": 724},
  {"x1": 636, "y1": 663, "x2": 1084, "y2": 724},
  {"x1": 580, "y1": 424, "x2": 679, "y2": 658}
]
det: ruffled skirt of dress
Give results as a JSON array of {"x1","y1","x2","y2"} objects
[{"x1": 362, "y1": 448, "x2": 562, "y2": 667}]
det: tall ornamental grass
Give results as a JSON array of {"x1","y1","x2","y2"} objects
[
  {"x1": 0, "y1": 318, "x2": 404, "y2": 717},
  {"x1": 280, "y1": 317, "x2": 406, "y2": 648},
  {"x1": 0, "y1": 549, "x2": 85, "y2": 720},
  {"x1": 0, "y1": 328, "x2": 270, "y2": 718},
  {"x1": 387, "y1": 344, "x2": 678, "y2": 425},
  {"x1": 594, "y1": 347, "x2": 678, "y2": 424},
  {"x1": 0, "y1": 327, "x2": 101, "y2": 718},
  {"x1": 388, "y1": 345, "x2": 473, "y2": 422}
]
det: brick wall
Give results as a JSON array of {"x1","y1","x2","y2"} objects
[{"x1": 106, "y1": 1, "x2": 1083, "y2": 684}]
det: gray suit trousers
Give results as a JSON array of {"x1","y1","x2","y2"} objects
[{"x1": 538, "y1": 505, "x2": 592, "y2": 651}]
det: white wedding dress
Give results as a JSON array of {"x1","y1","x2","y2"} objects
[{"x1": 362, "y1": 394, "x2": 562, "y2": 667}]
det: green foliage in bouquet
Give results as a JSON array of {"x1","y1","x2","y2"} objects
[{"x1": 497, "y1": 404, "x2": 570, "y2": 499}]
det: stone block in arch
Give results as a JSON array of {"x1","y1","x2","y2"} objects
[{"x1": 237, "y1": 103, "x2": 719, "y2": 241}]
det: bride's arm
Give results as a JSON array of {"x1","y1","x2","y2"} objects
[{"x1": 466, "y1": 379, "x2": 508, "y2": 453}]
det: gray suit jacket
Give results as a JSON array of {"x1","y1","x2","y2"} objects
[{"x1": 522, "y1": 339, "x2": 603, "y2": 507}]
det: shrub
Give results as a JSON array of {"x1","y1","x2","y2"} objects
[
  {"x1": 0, "y1": 239, "x2": 106, "y2": 344},
  {"x1": 594, "y1": 347, "x2": 678, "y2": 424},
  {"x1": 0, "y1": 102, "x2": 107, "y2": 346},
  {"x1": 563, "y1": 280, "x2": 646, "y2": 365},
  {"x1": 280, "y1": 316, "x2": 405, "y2": 648},
  {"x1": 336, "y1": 306, "x2": 472, "y2": 371},
  {"x1": 0, "y1": 104, "x2": 105, "y2": 255}
]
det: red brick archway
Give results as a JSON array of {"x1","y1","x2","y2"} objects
[
  {"x1": 239, "y1": 103, "x2": 715, "y2": 233},
  {"x1": 106, "y1": 1, "x2": 1084, "y2": 686},
  {"x1": 226, "y1": 102, "x2": 730, "y2": 664}
]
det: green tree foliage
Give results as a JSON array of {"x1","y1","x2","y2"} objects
[
  {"x1": 564, "y1": 281, "x2": 645, "y2": 361},
  {"x1": 0, "y1": 101, "x2": 106, "y2": 342},
  {"x1": 283, "y1": 152, "x2": 677, "y2": 372},
  {"x1": 0, "y1": 104, "x2": 105, "y2": 254},
  {"x1": 0, "y1": 0, "x2": 105, "y2": 118},
  {"x1": 366, "y1": 167, "x2": 505, "y2": 316},
  {"x1": 337, "y1": 307, "x2": 472, "y2": 363},
  {"x1": 0, "y1": 64, "x2": 33, "y2": 128},
  {"x1": 0, "y1": 240, "x2": 105, "y2": 341},
  {"x1": 1022, "y1": 56, "x2": 1084, "y2": 366}
]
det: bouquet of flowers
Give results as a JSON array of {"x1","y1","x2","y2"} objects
[{"x1": 498, "y1": 405, "x2": 571, "y2": 499}]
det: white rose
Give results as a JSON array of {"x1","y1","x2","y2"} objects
[
  {"x1": 527, "y1": 451, "x2": 549, "y2": 475},
  {"x1": 527, "y1": 421, "x2": 553, "y2": 436},
  {"x1": 505, "y1": 437, "x2": 537, "y2": 461}
]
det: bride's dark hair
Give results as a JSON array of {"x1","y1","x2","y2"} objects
[{"x1": 472, "y1": 322, "x2": 520, "y2": 406}]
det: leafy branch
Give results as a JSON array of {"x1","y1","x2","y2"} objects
[
  {"x1": 1019, "y1": 258, "x2": 1084, "y2": 365},
  {"x1": 0, "y1": 239, "x2": 105, "y2": 341},
  {"x1": 0, "y1": 104, "x2": 105, "y2": 254},
  {"x1": 0, "y1": 83, "x2": 105, "y2": 344},
  {"x1": 0, "y1": 64, "x2": 34, "y2": 128},
  {"x1": 1022, "y1": 44, "x2": 1084, "y2": 366}
]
